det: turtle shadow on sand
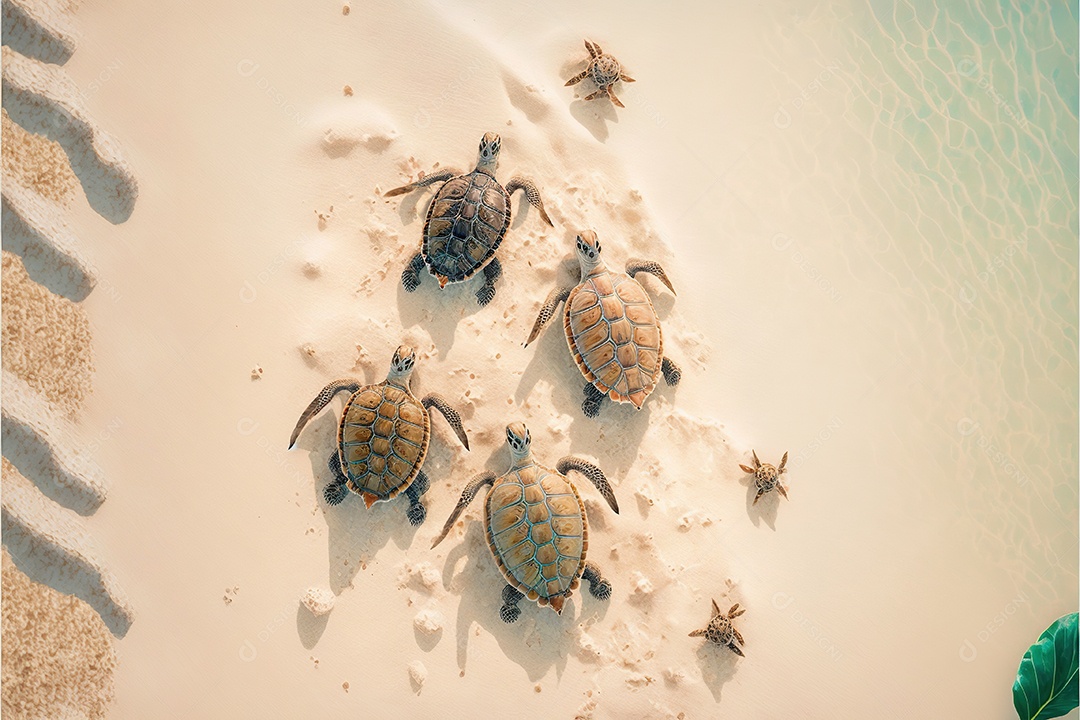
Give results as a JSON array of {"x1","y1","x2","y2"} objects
[
  {"x1": 294, "y1": 411, "x2": 421, "y2": 594},
  {"x1": 296, "y1": 603, "x2": 330, "y2": 649},
  {"x1": 695, "y1": 641, "x2": 741, "y2": 702},
  {"x1": 741, "y1": 473, "x2": 781, "y2": 530},
  {"x1": 569, "y1": 98, "x2": 619, "y2": 143},
  {"x1": 395, "y1": 276, "x2": 487, "y2": 359},
  {"x1": 437, "y1": 520, "x2": 608, "y2": 682}
]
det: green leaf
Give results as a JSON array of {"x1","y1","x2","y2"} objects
[{"x1": 1013, "y1": 613, "x2": 1079, "y2": 720}]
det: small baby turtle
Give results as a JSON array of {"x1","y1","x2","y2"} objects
[
  {"x1": 384, "y1": 132, "x2": 553, "y2": 306},
  {"x1": 431, "y1": 422, "x2": 619, "y2": 621},
  {"x1": 287, "y1": 345, "x2": 469, "y2": 525},
  {"x1": 740, "y1": 451, "x2": 789, "y2": 505},
  {"x1": 525, "y1": 230, "x2": 681, "y2": 417},
  {"x1": 565, "y1": 39, "x2": 635, "y2": 108},
  {"x1": 689, "y1": 600, "x2": 746, "y2": 656}
]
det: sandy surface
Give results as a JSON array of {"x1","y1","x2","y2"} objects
[
  {"x1": 3, "y1": 0, "x2": 1076, "y2": 718},
  {"x1": 2, "y1": 465, "x2": 116, "y2": 720}
]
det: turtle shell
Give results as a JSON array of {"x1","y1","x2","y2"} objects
[
  {"x1": 706, "y1": 616, "x2": 735, "y2": 646},
  {"x1": 337, "y1": 381, "x2": 430, "y2": 504},
  {"x1": 590, "y1": 55, "x2": 621, "y2": 86},
  {"x1": 421, "y1": 170, "x2": 511, "y2": 285},
  {"x1": 484, "y1": 463, "x2": 587, "y2": 612},
  {"x1": 564, "y1": 269, "x2": 663, "y2": 408}
]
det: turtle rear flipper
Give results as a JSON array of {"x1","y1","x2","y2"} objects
[
  {"x1": 582, "y1": 562, "x2": 612, "y2": 600},
  {"x1": 500, "y1": 585, "x2": 523, "y2": 623},
  {"x1": 324, "y1": 479, "x2": 349, "y2": 506}
]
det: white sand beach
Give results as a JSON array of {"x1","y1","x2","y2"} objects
[{"x1": 2, "y1": 0, "x2": 1077, "y2": 718}]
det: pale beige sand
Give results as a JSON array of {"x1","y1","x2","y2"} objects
[
  {"x1": 1, "y1": 45, "x2": 138, "y2": 223},
  {"x1": 2, "y1": 8, "x2": 126, "y2": 719},
  {"x1": 2, "y1": 466, "x2": 116, "y2": 720},
  {"x1": 1, "y1": 109, "x2": 78, "y2": 206},
  {"x1": 1, "y1": 549, "x2": 116, "y2": 720},
  {"x1": 2, "y1": 251, "x2": 93, "y2": 416},
  {"x1": 28, "y1": 0, "x2": 1078, "y2": 718}
]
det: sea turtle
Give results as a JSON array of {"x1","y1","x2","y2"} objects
[
  {"x1": 430, "y1": 422, "x2": 619, "y2": 621},
  {"x1": 525, "y1": 230, "x2": 681, "y2": 417},
  {"x1": 689, "y1": 600, "x2": 746, "y2": 656},
  {"x1": 564, "y1": 39, "x2": 635, "y2": 108},
  {"x1": 384, "y1": 132, "x2": 554, "y2": 307},
  {"x1": 287, "y1": 345, "x2": 469, "y2": 525},
  {"x1": 739, "y1": 451, "x2": 789, "y2": 505}
]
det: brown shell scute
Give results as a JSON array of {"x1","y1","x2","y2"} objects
[
  {"x1": 338, "y1": 383, "x2": 430, "y2": 501},
  {"x1": 485, "y1": 464, "x2": 587, "y2": 604},
  {"x1": 565, "y1": 271, "x2": 663, "y2": 406},
  {"x1": 422, "y1": 172, "x2": 510, "y2": 284}
]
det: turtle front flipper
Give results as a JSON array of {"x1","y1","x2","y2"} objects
[
  {"x1": 500, "y1": 584, "x2": 524, "y2": 623},
  {"x1": 404, "y1": 470, "x2": 430, "y2": 526},
  {"x1": 505, "y1": 176, "x2": 554, "y2": 227},
  {"x1": 324, "y1": 452, "x2": 351, "y2": 506},
  {"x1": 430, "y1": 471, "x2": 496, "y2": 548},
  {"x1": 524, "y1": 285, "x2": 573, "y2": 347},
  {"x1": 421, "y1": 394, "x2": 470, "y2": 450},
  {"x1": 581, "y1": 562, "x2": 612, "y2": 600},
  {"x1": 625, "y1": 259, "x2": 676, "y2": 295},
  {"x1": 582, "y1": 382, "x2": 606, "y2": 418},
  {"x1": 476, "y1": 257, "x2": 502, "y2": 307},
  {"x1": 606, "y1": 86, "x2": 625, "y2": 108},
  {"x1": 565, "y1": 69, "x2": 589, "y2": 87},
  {"x1": 402, "y1": 253, "x2": 426, "y2": 292},
  {"x1": 383, "y1": 168, "x2": 461, "y2": 197},
  {"x1": 289, "y1": 379, "x2": 362, "y2": 448},
  {"x1": 556, "y1": 456, "x2": 619, "y2": 514},
  {"x1": 661, "y1": 357, "x2": 682, "y2": 387}
]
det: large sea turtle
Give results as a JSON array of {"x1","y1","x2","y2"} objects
[
  {"x1": 287, "y1": 345, "x2": 469, "y2": 525},
  {"x1": 384, "y1": 132, "x2": 553, "y2": 306},
  {"x1": 564, "y1": 39, "x2": 635, "y2": 108},
  {"x1": 690, "y1": 600, "x2": 746, "y2": 657},
  {"x1": 431, "y1": 422, "x2": 619, "y2": 621},
  {"x1": 525, "y1": 230, "x2": 681, "y2": 417}
]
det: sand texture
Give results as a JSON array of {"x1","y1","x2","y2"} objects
[
  {"x1": 3, "y1": 0, "x2": 1075, "y2": 718},
  {"x1": 1, "y1": 45, "x2": 137, "y2": 223},
  {"x1": 1, "y1": 548, "x2": 116, "y2": 720},
  {"x1": 2, "y1": 3, "x2": 137, "y2": 717},
  {"x1": 2, "y1": 252, "x2": 94, "y2": 412},
  {"x1": 1, "y1": 457, "x2": 133, "y2": 637},
  {"x1": 1, "y1": 0, "x2": 78, "y2": 65}
]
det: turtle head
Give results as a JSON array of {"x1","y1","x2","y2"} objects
[
  {"x1": 575, "y1": 230, "x2": 605, "y2": 273},
  {"x1": 505, "y1": 422, "x2": 532, "y2": 460},
  {"x1": 387, "y1": 345, "x2": 417, "y2": 382},
  {"x1": 476, "y1": 132, "x2": 501, "y2": 172}
]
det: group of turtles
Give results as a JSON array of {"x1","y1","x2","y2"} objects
[{"x1": 287, "y1": 41, "x2": 791, "y2": 658}]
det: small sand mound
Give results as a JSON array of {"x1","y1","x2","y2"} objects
[
  {"x1": 1, "y1": 548, "x2": 116, "y2": 719},
  {"x1": 2, "y1": 251, "x2": 94, "y2": 415},
  {"x1": 1, "y1": 109, "x2": 78, "y2": 206}
]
